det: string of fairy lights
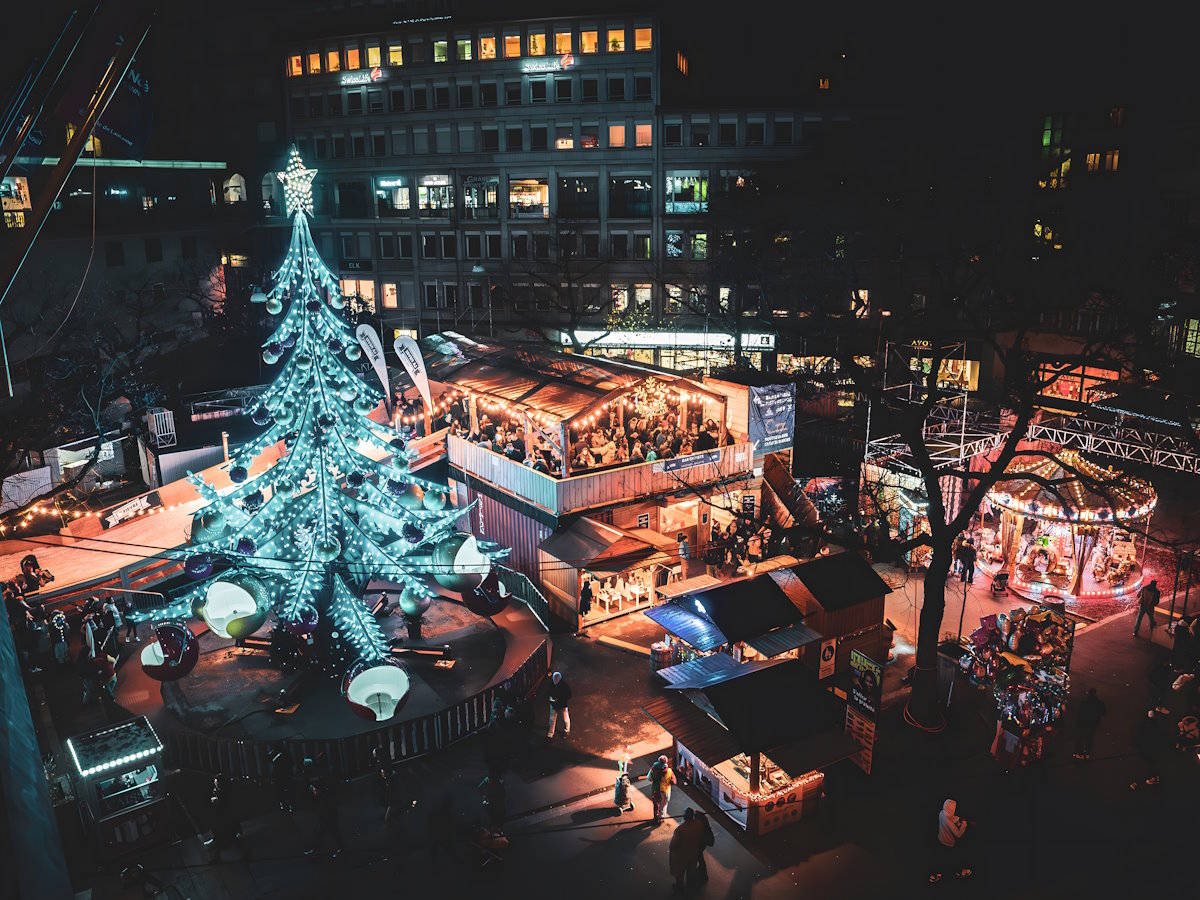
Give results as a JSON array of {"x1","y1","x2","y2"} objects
[{"x1": 988, "y1": 449, "x2": 1157, "y2": 523}]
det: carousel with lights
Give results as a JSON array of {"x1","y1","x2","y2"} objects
[
  {"x1": 139, "y1": 147, "x2": 511, "y2": 724},
  {"x1": 973, "y1": 449, "x2": 1157, "y2": 603}
]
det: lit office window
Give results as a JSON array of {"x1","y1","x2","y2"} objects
[
  {"x1": 504, "y1": 34, "x2": 521, "y2": 57},
  {"x1": 581, "y1": 30, "x2": 599, "y2": 53},
  {"x1": 345, "y1": 47, "x2": 360, "y2": 69},
  {"x1": 382, "y1": 283, "x2": 398, "y2": 308},
  {"x1": 433, "y1": 40, "x2": 448, "y2": 63},
  {"x1": 308, "y1": 52, "x2": 322, "y2": 73},
  {"x1": 607, "y1": 29, "x2": 625, "y2": 52},
  {"x1": 326, "y1": 50, "x2": 340, "y2": 72},
  {"x1": 480, "y1": 36, "x2": 496, "y2": 59},
  {"x1": 555, "y1": 31, "x2": 572, "y2": 54},
  {"x1": 529, "y1": 31, "x2": 546, "y2": 56},
  {"x1": 634, "y1": 28, "x2": 652, "y2": 51},
  {"x1": 457, "y1": 39, "x2": 472, "y2": 60},
  {"x1": 388, "y1": 44, "x2": 403, "y2": 65},
  {"x1": 635, "y1": 123, "x2": 652, "y2": 147},
  {"x1": 608, "y1": 124, "x2": 625, "y2": 147},
  {"x1": 367, "y1": 46, "x2": 381, "y2": 67},
  {"x1": 288, "y1": 55, "x2": 303, "y2": 77}
]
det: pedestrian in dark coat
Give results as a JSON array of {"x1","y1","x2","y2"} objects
[
  {"x1": 1131, "y1": 711, "x2": 1165, "y2": 790},
  {"x1": 546, "y1": 671, "x2": 572, "y2": 737},
  {"x1": 1150, "y1": 659, "x2": 1174, "y2": 716},
  {"x1": 206, "y1": 775, "x2": 243, "y2": 861},
  {"x1": 1073, "y1": 688, "x2": 1107, "y2": 759},
  {"x1": 695, "y1": 811, "x2": 715, "y2": 882},
  {"x1": 268, "y1": 744, "x2": 295, "y2": 813},
  {"x1": 304, "y1": 774, "x2": 345, "y2": 858}
]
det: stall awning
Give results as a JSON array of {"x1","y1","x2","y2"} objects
[
  {"x1": 666, "y1": 657, "x2": 783, "y2": 690},
  {"x1": 655, "y1": 574, "x2": 723, "y2": 600},
  {"x1": 66, "y1": 716, "x2": 163, "y2": 778},
  {"x1": 675, "y1": 574, "x2": 806, "y2": 644},
  {"x1": 645, "y1": 602, "x2": 729, "y2": 652},
  {"x1": 641, "y1": 694, "x2": 742, "y2": 769},
  {"x1": 540, "y1": 517, "x2": 671, "y2": 577},
  {"x1": 744, "y1": 622, "x2": 823, "y2": 658},
  {"x1": 656, "y1": 652, "x2": 741, "y2": 686},
  {"x1": 767, "y1": 730, "x2": 863, "y2": 779}
]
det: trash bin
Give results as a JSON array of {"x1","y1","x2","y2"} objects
[
  {"x1": 614, "y1": 773, "x2": 632, "y2": 812},
  {"x1": 650, "y1": 641, "x2": 675, "y2": 673}
]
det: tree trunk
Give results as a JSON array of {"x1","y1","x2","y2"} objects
[{"x1": 905, "y1": 538, "x2": 952, "y2": 729}]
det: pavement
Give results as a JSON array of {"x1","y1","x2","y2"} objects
[{"x1": 20, "y1": 565, "x2": 1200, "y2": 899}]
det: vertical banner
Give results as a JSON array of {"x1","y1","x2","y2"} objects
[
  {"x1": 393, "y1": 334, "x2": 433, "y2": 416},
  {"x1": 845, "y1": 706, "x2": 876, "y2": 774},
  {"x1": 818, "y1": 638, "x2": 837, "y2": 680},
  {"x1": 355, "y1": 324, "x2": 390, "y2": 412},
  {"x1": 849, "y1": 649, "x2": 883, "y2": 720},
  {"x1": 748, "y1": 383, "x2": 796, "y2": 454}
]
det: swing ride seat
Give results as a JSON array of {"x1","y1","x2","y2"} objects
[{"x1": 990, "y1": 572, "x2": 1010, "y2": 595}]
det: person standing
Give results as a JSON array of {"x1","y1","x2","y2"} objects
[
  {"x1": 206, "y1": 775, "x2": 243, "y2": 861},
  {"x1": 929, "y1": 798, "x2": 971, "y2": 882},
  {"x1": 960, "y1": 539, "x2": 977, "y2": 584},
  {"x1": 646, "y1": 755, "x2": 676, "y2": 824},
  {"x1": 123, "y1": 596, "x2": 139, "y2": 642},
  {"x1": 76, "y1": 648, "x2": 97, "y2": 704},
  {"x1": 546, "y1": 671, "x2": 572, "y2": 738},
  {"x1": 677, "y1": 534, "x2": 690, "y2": 578},
  {"x1": 268, "y1": 744, "x2": 295, "y2": 813},
  {"x1": 669, "y1": 808, "x2": 705, "y2": 892},
  {"x1": 1073, "y1": 688, "x2": 1107, "y2": 760},
  {"x1": 694, "y1": 811, "x2": 715, "y2": 883},
  {"x1": 579, "y1": 578, "x2": 594, "y2": 619},
  {"x1": 304, "y1": 774, "x2": 345, "y2": 859},
  {"x1": 1134, "y1": 579, "x2": 1161, "y2": 637},
  {"x1": 1131, "y1": 710, "x2": 1164, "y2": 790},
  {"x1": 1149, "y1": 658, "x2": 1174, "y2": 717}
]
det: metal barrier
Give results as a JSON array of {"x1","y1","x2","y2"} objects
[
  {"x1": 163, "y1": 637, "x2": 551, "y2": 780},
  {"x1": 500, "y1": 565, "x2": 552, "y2": 633}
]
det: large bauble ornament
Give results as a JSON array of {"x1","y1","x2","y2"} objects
[
  {"x1": 354, "y1": 396, "x2": 376, "y2": 416},
  {"x1": 196, "y1": 572, "x2": 270, "y2": 639},
  {"x1": 250, "y1": 290, "x2": 268, "y2": 305},
  {"x1": 306, "y1": 299, "x2": 323, "y2": 312},
  {"x1": 463, "y1": 568, "x2": 512, "y2": 617},
  {"x1": 229, "y1": 465, "x2": 249, "y2": 484},
  {"x1": 345, "y1": 344, "x2": 362, "y2": 361},
  {"x1": 397, "y1": 587, "x2": 432, "y2": 618},
  {"x1": 314, "y1": 537, "x2": 342, "y2": 562},
  {"x1": 402, "y1": 521, "x2": 424, "y2": 544},
  {"x1": 342, "y1": 657, "x2": 410, "y2": 722},
  {"x1": 235, "y1": 536, "x2": 257, "y2": 556},
  {"x1": 241, "y1": 489, "x2": 264, "y2": 512},
  {"x1": 294, "y1": 354, "x2": 313, "y2": 371},
  {"x1": 338, "y1": 384, "x2": 358, "y2": 403},
  {"x1": 275, "y1": 478, "x2": 297, "y2": 499},
  {"x1": 273, "y1": 404, "x2": 295, "y2": 427},
  {"x1": 397, "y1": 485, "x2": 425, "y2": 511},
  {"x1": 346, "y1": 471, "x2": 365, "y2": 488},
  {"x1": 422, "y1": 489, "x2": 447, "y2": 512},
  {"x1": 327, "y1": 338, "x2": 344, "y2": 353},
  {"x1": 191, "y1": 509, "x2": 228, "y2": 543},
  {"x1": 184, "y1": 553, "x2": 214, "y2": 579},
  {"x1": 263, "y1": 348, "x2": 281, "y2": 365},
  {"x1": 432, "y1": 532, "x2": 491, "y2": 591},
  {"x1": 140, "y1": 621, "x2": 200, "y2": 681},
  {"x1": 285, "y1": 604, "x2": 319, "y2": 638},
  {"x1": 389, "y1": 436, "x2": 407, "y2": 453},
  {"x1": 251, "y1": 406, "x2": 272, "y2": 426},
  {"x1": 386, "y1": 478, "x2": 407, "y2": 497},
  {"x1": 328, "y1": 292, "x2": 345, "y2": 310},
  {"x1": 265, "y1": 297, "x2": 283, "y2": 315},
  {"x1": 281, "y1": 334, "x2": 297, "y2": 349}
]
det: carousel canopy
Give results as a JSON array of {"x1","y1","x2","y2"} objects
[{"x1": 987, "y1": 449, "x2": 1156, "y2": 523}]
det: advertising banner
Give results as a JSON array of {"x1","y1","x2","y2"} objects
[
  {"x1": 818, "y1": 638, "x2": 837, "y2": 680},
  {"x1": 657, "y1": 449, "x2": 721, "y2": 474},
  {"x1": 849, "y1": 649, "x2": 883, "y2": 720},
  {"x1": 393, "y1": 335, "x2": 432, "y2": 413},
  {"x1": 355, "y1": 324, "x2": 390, "y2": 410},
  {"x1": 748, "y1": 383, "x2": 796, "y2": 454},
  {"x1": 102, "y1": 491, "x2": 161, "y2": 529}
]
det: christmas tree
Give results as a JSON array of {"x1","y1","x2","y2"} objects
[{"x1": 167, "y1": 148, "x2": 506, "y2": 714}]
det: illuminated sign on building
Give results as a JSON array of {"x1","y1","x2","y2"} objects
[
  {"x1": 378, "y1": 178, "x2": 406, "y2": 188},
  {"x1": 522, "y1": 53, "x2": 575, "y2": 74},
  {"x1": 340, "y1": 66, "x2": 386, "y2": 85}
]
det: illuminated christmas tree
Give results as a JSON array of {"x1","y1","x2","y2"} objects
[{"x1": 168, "y1": 147, "x2": 508, "y2": 720}]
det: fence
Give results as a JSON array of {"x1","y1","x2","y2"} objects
[
  {"x1": 499, "y1": 564, "x2": 552, "y2": 632},
  {"x1": 164, "y1": 636, "x2": 551, "y2": 780}
]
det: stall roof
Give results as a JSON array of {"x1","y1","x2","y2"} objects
[
  {"x1": 656, "y1": 652, "x2": 741, "y2": 686},
  {"x1": 773, "y1": 552, "x2": 892, "y2": 613},
  {"x1": 679, "y1": 574, "x2": 807, "y2": 644},
  {"x1": 645, "y1": 602, "x2": 729, "y2": 652},
  {"x1": 641, "y1": 694, "x2": 743, "y2": 768},
  {"x1": 744, "y1": 622, "x2": 823, "y2": 658},
  {"x1": 655, "y1": 574, "x2": 723, "y2": 600},
  {"x1": 768, "y1": 730, "x2": 863, "y2": 779},
  {"x1": 539, "y1": 517, "x2": 672, "y2": 576},
  {"x1": 667, "y1": 657, "x2": 784, "y2": 690},
  {"x1": 66, "y1": 716, "x2": 163, "y2": 778}
]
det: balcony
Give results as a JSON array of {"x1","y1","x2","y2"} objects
[{"x1": 447, "y1": 434, "x2": 754, "y2": 517}]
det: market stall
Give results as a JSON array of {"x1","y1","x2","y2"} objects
[
  {"x1": 65, "y1": 716, "x2": 169, "y2": 854},
  {"x1": 977, "y1": 449, "x2": 1156, "y2": 602},
  {"x1": 959, "y1": 605, "x2": 1076, "y2": 767},
  {"x1": 641, "y1": 659, "x2": 857, "y2": 835}
]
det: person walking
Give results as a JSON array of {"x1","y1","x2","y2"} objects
[
  {"x1": 646, "y1": 755, "x2": 676, "y2": 824},
  {"x1": 1131, "y1": 709, "x2": 1164, "y2": 790},
  {"x1": 1073, "y1": 688, "x2": 1107, "y2": 760},
  {"x1": 546, "y1": 671, "x2": 572, "y2": 738},
  {"x1": 960, "y1": 539, "x2": 977, "y2": 584},
  {"x1": 304, "y1": 774, "x2": 345, "y2": 859},
  {"x1": 268, "y1": 744, "x2": 295, "y2": 813},
  {"x1": 1149, "y1": 658, "x2": 1174, "y2": 717},
  {"x1": 929, "y1": 798, "x2": 971, "y2": 882},
  {"x1": 1134, "y1": 579, "x2": 1161, "y2": 637},
  {"x1": 205, "y1": 775, "x2": 244, "y2": 861},
  {"x1": 668, "y1": 807, "x2": 705, "y2": 892},
  {"x1": 103, "y1": 598, "x2": 124, "y2": 650},
  {"x1": 694, "y1": 810, "x2": 715, "y2": 883},
  {"x1": 677, "y1": 534, "x2": 690, "y2": 578}
]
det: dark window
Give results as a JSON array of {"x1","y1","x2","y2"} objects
[
  {"x1": 398, "y1": 234, "x2": 413, "y2": 257},
  {"x1": 506, "y1": 126, "x2": 524, "y2": 151},
  {"x1": 313, "y1": 137, "x2": 328, "y2": 159},
  {"x1": 152, "y1": 283, "x2": 165, "y2": 301},
  {"x1": 348, "y1": 91, "x2": 364, "y2": 115},
  {"x1": 504, "y1": 82, "x2": 521, "y2": 105},
  {"x1": 530, "y1": 125, "x2": 548, "y2": 151},
  {"x1": 144, "y1": 237, "x2": 163, "y2": 263},
  {"x1": 581, "y1": 78, "x2": 598, "y2": 102},
  {"x1": 486, "y1": 233, "x2": 502, "y2": 258},
  {"x1": 434, "y1": 86, "x2": 450, "y2": 109},
  {"x1": 372, "y1": 133, "x2": 387, "y2": 156},
  {"x1": 351, "y1": 134, "x2": 365, "y2": 157},
  {"x1": 180, "y1": 236, "x2": 197, "y2": 259},
  {"x1": 465, "y1": 233, "x2": 482, "y2": 257},
  {"x1": 469, "y1": 283, "x2": 485, "y2": 308},
  {"x1": 480, "y1": 82, "x2": 498, "y2": 106},
  {"x1": 389, "y1": 89, "x2": 405, "y2": 112},
  {"x1": 367, "y1": 90, "x2": 384, "y2": 113},
  {"x1": 747, "y1": 121, "x2": 764, "y2": 145},
  {"x1": 582, "y1": 233, "x2": 600, "y2": 258},
  {"x1": 328, "y1": 94, "x2": 342, "y2": 115},
  {"x1": 719, "y1": 122, "x2": 737, "y2": 145},
  {"x1": 481, "y1": 128, "x2": 499, "y2": 152},
  {"x1": 534, "y1": 233, "x2": 550, "y2": 259},
  {"x1": 336, "y1": 181, "x2": 368, "y2": 217},
  {"x1": 555, "y1": 78, "x2": 573, "y2": 102},
  {"x1": 424, "y1": 283, "x2": 439, "y2": 308},
  {"x1": 444, "y1": 283, "x2": 457, "y2": 307},
  {"x1": 691, "y1": 124, "x2": 708, "y2": 147},
  {"x1": 634, "y1": 76, "x2": 652, "y2": 101},
  {"x1": 379, "y1": 234, "x2": 396, "y2": 257},
  {"x1": 441, "y1": 233, "x2": 457, "y2": 257},
  {"x1": 635, "y1": 233, "x2": 650, "y2": 259},
  {"x1": 664, "y1": 123, "x2": 682, "y2": 146},
  {"x1": 609, "y1": 177, "x2": 652, "y2": 216},
  {"x1": 610, "y1": 233, "x2": 628, "y2": 258},
  {"x1": 774, "y1": 120, "x2": 793, "y2": 145},
  {"x1": 290, "y1": 96, "x2": 306, "y2": 119},
  {"x1": 558, "y1": 232, "x2": 577, "y2": 259},
  {"x1": 332, "y1": 135, "x2": 346, "y2": 158},
  {"x1": 412, "y1": 88, "x2": 428, "y2": 110},
  {"x1": 557, "y1": 177, "x2": 599, "y2": 217},
  {"x1": 458, "y1": 84, "x2": 473, "y2": 107},
  {"x1": 607, "y1": 76, "x2": 625, "y2": 101},
  {"x1": 530, "y1": 79, "x2": 547, "y2": 103},
  {"x1": 105, "y1": 241, "x2": 124, "y2": 267},
  {"x1": 512, "y1": 233, "x2": 529, "y2": 258},
  {"x1": 309, "y1": 95, "x2": 324, "y2": 117},
  {"x1": 422, "y1": 234, "x2": 438, "y2": 257}
]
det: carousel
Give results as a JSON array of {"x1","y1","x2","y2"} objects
[{"x1": 974, "y1": 450, "x2": 1157, "y2": 602}]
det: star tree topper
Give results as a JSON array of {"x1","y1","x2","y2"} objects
[{"x1": 278, "y1": 145, "x2": 317, "y2": 216}]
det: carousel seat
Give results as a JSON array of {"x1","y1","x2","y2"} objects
[{"x1": 990, "y1": 572, "x2": 1010, "y2": 595}]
